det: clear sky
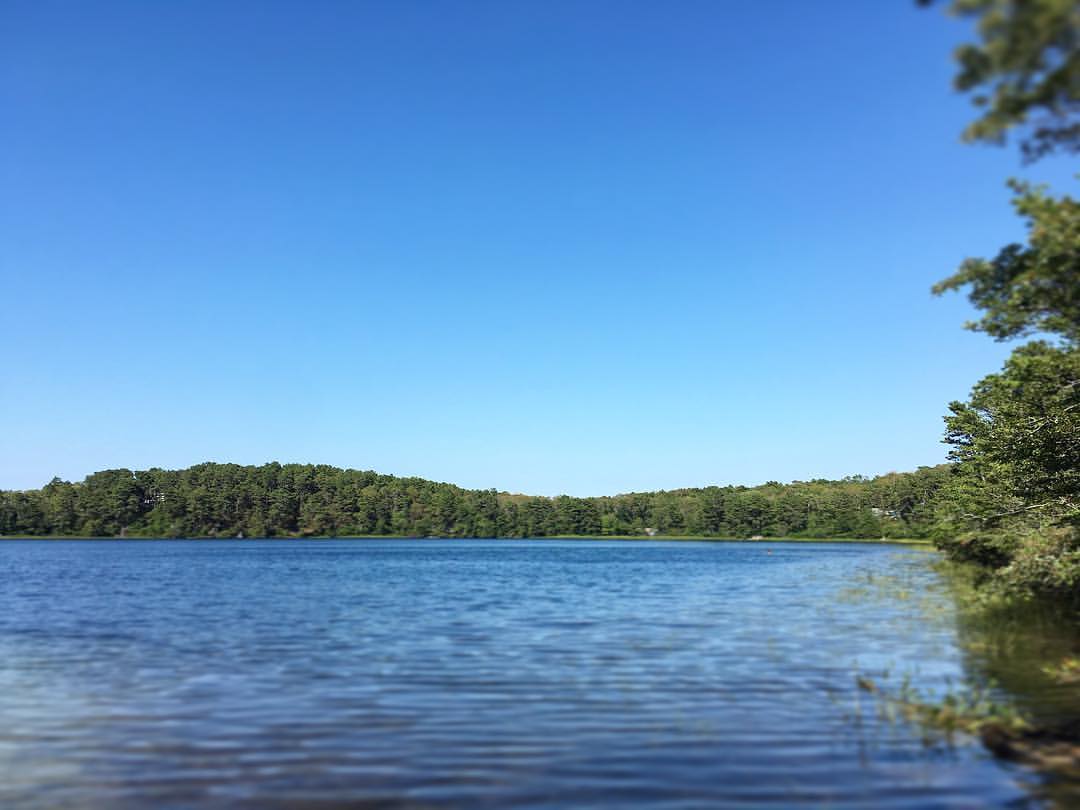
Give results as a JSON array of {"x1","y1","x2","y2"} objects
[{"x1": 1, "y1": 1, "x2": 1075, "y2": 495}]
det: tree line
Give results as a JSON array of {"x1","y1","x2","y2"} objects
[{"x1": 0, "y1": 462, "x2": 950, "y2": 541}]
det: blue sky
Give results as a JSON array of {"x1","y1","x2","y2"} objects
[{"x1": 1, "y1": 1, "x2": 1075, "y2": 494}]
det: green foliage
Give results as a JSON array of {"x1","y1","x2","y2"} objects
[
  {"x1": 933, "y1": 288, "x2": 1080, "y2": 598},
  {"x1": 926, "y1": 0, "x2": 1080, "y2": 604},
  {"x1": 924, "y1": 0, "x2": 1080, "y2": 161},
  {"x1": 932, "y1": 196, "x2": 1079, "y2": 597},
  {"x1": 933, "y1": 182, "x2": 1080, "y2": 342},
  {"x1": 0, "y1": 462, "x2": 950, "y2": 541},
  {"x1": 944, "y1": 342, "x2": 1080, "y2": 507},
  {"x1": 931, "y1": 197, "x2": 1080, "y2": 598}
]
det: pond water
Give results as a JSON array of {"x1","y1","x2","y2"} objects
[{"x1": 0, "y1": 539, "x2": 1058, "y2": 807}]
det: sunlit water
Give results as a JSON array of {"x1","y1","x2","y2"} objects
[{"x1": 0, "y1": 539, "x2": 1047, "y2": 807}]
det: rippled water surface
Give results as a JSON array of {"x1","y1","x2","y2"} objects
[{"x1": 0, "y1": 540, "x2": 1043, "y2": 807}]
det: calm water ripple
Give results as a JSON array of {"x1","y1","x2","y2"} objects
[{"x1": 0, "y1": 539, "x2": 1044, "y2": 807}]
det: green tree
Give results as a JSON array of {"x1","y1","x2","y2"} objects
[
  {"x1": 0, "y1": 461, "x2": 947, "y2": 541},
  {"x1": 935, "y1": 343, "x2": 1080, "y2": 592},
  {"x1": 933, "y1": 182, "x2": 1080, "y2": 342},
  {"x1": 42, "y1": 478, "x2": 77, "y2": 534},
  {"x1": 924, "y1": 0, "x2": 1080, "y2": 161},
  {"x1": 926, "y1": 0, "x2": 1080, "y2": 601}
]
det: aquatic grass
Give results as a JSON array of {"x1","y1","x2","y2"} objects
[
  {"x1": 832, "y1": 550, "x2": 1080, "y2": 801},
  {"x1": 855, "y1": 672, "x2": 1029, "y2": 739},
  {"x1": 1042, "y1": 657, "x2": 1080, "y2": 686},
  {"x1": 842, "y1": 557, "x2": 1080, "y2": 801},
  {"x1": 855, "y1": 668, "x2": 1080, "y2": 799}
]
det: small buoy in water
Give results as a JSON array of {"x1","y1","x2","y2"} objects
[{"x1": 766, "y1": 549, "x2": 772, "y2": 555}]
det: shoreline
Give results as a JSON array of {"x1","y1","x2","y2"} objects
[{"x1": 0, "y1": 534, "x2": 935, "y2": 545}]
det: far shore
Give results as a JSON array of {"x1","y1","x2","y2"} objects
[{"x1": 0, "y1": 534, "x2": 935, "y2": 545}]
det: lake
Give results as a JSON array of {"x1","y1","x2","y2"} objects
[{"x1": 0, "y1": 539, "x2": 1058, "y2": 807}]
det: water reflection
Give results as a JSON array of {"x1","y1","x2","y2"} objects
[
  {"x1": 950, "y1": 580, "x2": 1080, "y2": 806},
  {"x1": 833, "y1": 553, "x2": 1080, "y2": 806}
]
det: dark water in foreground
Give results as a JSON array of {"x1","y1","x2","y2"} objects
[{"x1": 0, "y1": 540, "x2": 1054, "y2": 807}]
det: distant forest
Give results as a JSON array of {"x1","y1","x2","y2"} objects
[{"x1": 0, "y1": 462, "x2": 950, "y2": 540}]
